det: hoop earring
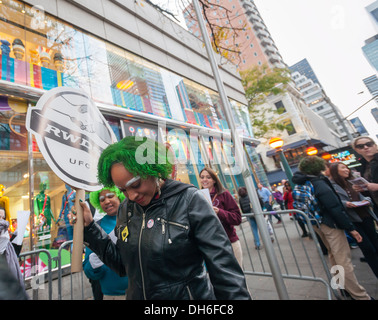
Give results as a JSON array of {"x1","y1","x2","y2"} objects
[{"x1": 156, "y1": 178, "x2": 161, "y2": 196}]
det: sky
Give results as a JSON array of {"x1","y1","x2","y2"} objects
[{"x1": 251, "y1": 0, "x2": 378, "y2": 142}]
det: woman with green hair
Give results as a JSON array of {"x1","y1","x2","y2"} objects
[
  {"x1": 77, "y1": 136, "x2": 250, "y2": 300},
  {"x1": 82, "y1": 186, "x2": 128, "y2": 300}
]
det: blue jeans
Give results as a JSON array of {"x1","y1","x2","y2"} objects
[{"x1": 248, "y1": 217, "x2": 260, "y2": 248}]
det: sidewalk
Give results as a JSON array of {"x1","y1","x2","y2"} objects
[{"x1": 237, "y1": 213, "x2": 378, "y2": 300}]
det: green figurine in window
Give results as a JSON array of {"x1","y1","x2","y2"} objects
[{"x1": 34, "y1": 181, "x2": 56, "y2": 249}]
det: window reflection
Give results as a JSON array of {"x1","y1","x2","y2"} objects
[{"x1": 0, "y1": 0, "x2": 253, "y2": 135}]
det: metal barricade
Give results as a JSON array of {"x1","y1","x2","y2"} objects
[
  {"x1": 56, "y1": 240, "x2": 87, "y2": 300},
  {"x1": 18, "y1": 241, "x2": 89, "y2": 300},
  {"x1": 19, "y1": 211, "x2": 350, "y2": 300},
  {"x1": 19, "y1": 249, "x2": 53, "y2": 300},
  {"x1": 239, "y1": 209, "x2": 341, "y2": 300}
]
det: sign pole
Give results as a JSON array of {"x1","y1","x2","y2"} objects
[{"x1": 71, "y1": 189, "x2": 85, "y2": 273}]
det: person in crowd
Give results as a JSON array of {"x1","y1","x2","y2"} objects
[
  {"x1": 285, "y1": 181, "x2": 309, "y2": 237},
  {"x1": 329, "y1": 162, "x2": 378, "y2": 278},
  {"x1": 0, "y1": 255, "x2": 28, "y2": 300},
  {"x1": 292, "y1": 156, "x2": 373, "y2": 300},
  {"x1": 271, "y1": 185, "x2": 285, "y2": 210},
  {"x1": 238, "y1": 187, "x2": 261, "y2": 250},
  {"x1": 74, "y1": 136, "x2": 251, "y2": 300},
  {"x1": 257, "y1": 183, "x2": 282, "y2": 223},
  {"x1": 283, "y1": 181, "x2": 293, "y2": 218},
  {"x1": 352, "y1": 137, "x2": 378, "y2": 215},
  {"x1": 281, "y1": 179, "x2": 288, "y2": 194},
  {"x1": 81, "y1": 187, "x2": 129, "y2": 300},
  {"x1": 0, "y1": 208, "x2": 26, "y2": 295},
  {"x1": 199, "y1": 167, "x2": 244, "y2": 268}
]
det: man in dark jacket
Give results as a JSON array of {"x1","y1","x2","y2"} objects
[
  {"x1": 352, "y1": 137, "x2": 378, "y2": 214},
  {"x1": 238, "y1": 187, "x2": 261, "y2": 249},
  {"x1": 292, "y1": 156, "x2": 372, "y2": 300}
]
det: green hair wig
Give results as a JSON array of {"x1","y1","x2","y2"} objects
[
  {"x1": 97, "y1": 136, "x2": 173, "y2": 188},
  {"x1": 89, "y1": 186, "x2": 126, "y2": 213},
  {"x1": 298, "y1": 156, "x2": 326, "y2": 176}
]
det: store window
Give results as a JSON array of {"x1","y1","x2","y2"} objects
[
  {"x1": 244, "y1": 143, "x2": 270, "y2": 187},
  {"x1": 0, "y1": 0, "x2": 253, "y2": 135},
  {"x1": 0, "y1": 0, "x2": 256, "y2": 259},
  {"x1": 120, "y1": 119, "x2": 206, "y2": 188},
  {"x1": 0, "y1": 96, "x2": 29, "y2": 237},
  {"x1": 200, "y1": 134, "x2": 242, "y2": 196},
  {"x1": 274, "y1": 100, "x2": 287, "y2": 114},
  {"x1": 283, "y1": 119, "x2": 296, "y2": 135},
  {"x1": 0, "y1": 97, "x2": 70, "y2": 253}
]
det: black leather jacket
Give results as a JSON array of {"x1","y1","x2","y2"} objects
[{"x1": 84, "y1": 179, "x2": 251, "y2": 300}]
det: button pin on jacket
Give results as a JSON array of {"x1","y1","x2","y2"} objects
[
  {"x1": 147, "y1": 219, "x2": 154, "y2": 229},
  {"x1": 121, "y1": 226, "x2": 129, "y2": 242}
]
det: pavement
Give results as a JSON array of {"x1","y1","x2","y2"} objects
[{"x1": 237, "y1": 213, "x2": 378, "y2": 300}]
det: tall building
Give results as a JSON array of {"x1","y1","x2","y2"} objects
[
  {"x1": 363, "y1": 2, "x2": 378, "y2": 71},
  {"x1": 183, "y1": 0, "x2": 286, "y2": 71},
  {"x1": 363, "y1": 74, "x2": 378, "y2": 105},
  {"x1": 290, "y1": 59, "x2": 321, "y2": 87},
  {"x1": 184, "y1": 0, "x2": 346, "y2": 182},
  {"x1": 372, "y1": 107, "x2": 378, "y2": 123},
  {"x1": 362, "y1": 35, "x2": 378, "y2": 72},
  {"x1": 366, "y1": 0, "x2": 378, "y2": 30},
  {"x1": 290, "y1": 62, "x2": 356, "y2": 142}
]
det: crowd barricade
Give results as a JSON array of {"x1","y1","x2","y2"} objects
[
  {"x1": 18, "y1": 241, "x2": 90, "y2": 300},
  {"x1": 18, "y1": 210, "x2": 347, "y2": 300},
  {"x1": 239, "y1": 209, "x2": 342, "y2": 300},
  {"x1": 19, "y1": 248, "x2": 53, "y2": 300}
]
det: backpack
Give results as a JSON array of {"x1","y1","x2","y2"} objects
[{"x1": 292, "y1": 181, "x2": 322, "y2": 225}]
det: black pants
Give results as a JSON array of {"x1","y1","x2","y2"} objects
[{"x1": 350, "y1": 216, "x2": 378, "y2": 278}]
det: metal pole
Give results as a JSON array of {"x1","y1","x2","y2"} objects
[
  {"x1": 27, "y1": 103, "x2": 35, "y2": 251},
  {"x1": 192, "y1": 0, "x2": 289, "y2": 299}
]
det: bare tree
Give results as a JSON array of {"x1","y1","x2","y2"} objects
[{"x1": 136, "y1": 0, "x2": 246, "y2": 66}]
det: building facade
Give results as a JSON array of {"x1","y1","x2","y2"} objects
[
  {"x1": 290, "y1": 59, "x2": 321, "y2": 87},
  {"x1": 362, "y1": 35, "x2": 378, "y2": 72},
  {"x1": 291, "y1": 65, "x2": 355, "y2": 144},
  {"x1": 0, "y1": 0, "x2": 268, "y2": 252},
  {"x1": 363, "y1": 74, "x2": 378, "y2": 104},
  {"x1": 183, "y1": 0, "x2": 287, "y2": 71}
]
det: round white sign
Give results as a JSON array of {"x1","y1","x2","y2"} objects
[{"x1": 26, "y1": 87, "x2": 117, "y2": 191}]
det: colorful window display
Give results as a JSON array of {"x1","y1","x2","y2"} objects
[
  {"x1": 0, "y1": 0, "x2": 262, "y2": 257},
  {"x1": 0, "y1": 0, "x2": 253, "y2": 136}
]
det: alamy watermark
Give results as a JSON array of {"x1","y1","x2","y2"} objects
[
  {"x1": 330, "y1": 265, "x2": 345, "y2": 290},
  {"x1": 134, "y1": 121, "x2": 245, "y2": 175}
]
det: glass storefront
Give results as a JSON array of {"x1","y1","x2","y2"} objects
[
  {"x1": 0, "y1": 0, "x2": 253, "y2": 136},
  {"x1": 0, "y1": 0, "x2": 265, "y2": 256}
]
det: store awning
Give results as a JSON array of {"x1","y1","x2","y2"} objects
[
  {"x1": 266, "y1": 166, "x2": 300, "y2": 185},
  {"x1": 266, "y1": 138, "x2": 327, "y2": 157}
]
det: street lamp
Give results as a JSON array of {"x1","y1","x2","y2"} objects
[
  {"x1": 269, "y1": 137, "x2": 294, "y2": 187},
  {"x1": 306, "y1": 146, "x2": 318, "y2": 156},
  {"x1": 321, "y1": 152, "x2": 332, "y2": 161}
]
